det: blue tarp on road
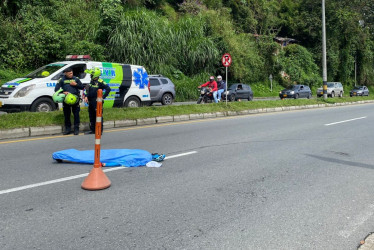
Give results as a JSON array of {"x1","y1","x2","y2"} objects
[{"x1": 52, "y1": 149, "x2": 152, "y2": 167}]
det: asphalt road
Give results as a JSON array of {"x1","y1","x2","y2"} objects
[{"x1": 1, "y1": 103, "x2": 374, "y2": 249}]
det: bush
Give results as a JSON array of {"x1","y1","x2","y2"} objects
[
  {"x1": 277, "y1": 44, "x2": 321, "y2": 88},
  {"x1": 0, "y1": 68, "x2": 31, "y2": 86},
  {"x1": 107, "y1": 8, "x2": 219, "y2": 76}
]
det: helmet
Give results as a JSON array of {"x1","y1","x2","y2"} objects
[
  {"x1": 84, "y1": 67, "x2": 101, "y2": 78},
  {"x1": 209, "y1": 76, "x2": 214, "y2": 80},
  {"x1": 217, "y1": 75, "x2": 222, "y2": 80},
  {"x1": 92, "y1": 67, "x2": 101, "y2": 78},
  {"x1": 41, "y1": 71, "x2": 50, "y2": 77},
  {"x1": 64, "y1": 93, "x2": 78, "y2": 105},
  {"x1": 52, "y1": 89, "x2": 66, "y2": 103}
]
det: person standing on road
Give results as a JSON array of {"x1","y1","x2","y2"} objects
[
  {"x1": 54, "y1": 68, "x2": 84, "y2": 135},
  {"x1": 216, "y1": 75, "x2": 226, "y2": 102},
  {"x1": 198, "y1": 76, "x2": 218, "y2": 103},
  {"x1": 83, "y1": 67, "x2": 111, "y2": 135}
]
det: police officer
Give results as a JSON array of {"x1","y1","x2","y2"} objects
[
  {"x1": 54, "y1": 68, "x2": 84, "y2": 135},
  {"x1": 84, "y1": 67, "x2": 111, "y2": 135}
]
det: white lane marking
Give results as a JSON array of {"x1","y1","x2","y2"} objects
[
  {"x1": 0, "y1": 151, "x2": 197, "y2": 195},
  {"x1": 165, "y1": 151, "x2": 197, "y2": 159},
  {"x1": 339, "y1": 204, "x2": 374, "y2": 238},
  {"x1": 324, "y1": 116, "x2": 367, "y2": 126}
]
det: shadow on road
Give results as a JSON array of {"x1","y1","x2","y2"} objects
[{"x1": 306, "y1": 154, "x2": 374, "y2": 170}]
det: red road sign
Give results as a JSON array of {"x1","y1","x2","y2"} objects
[{"x1": 222, "y1": 53, "x2": 232, "y2": 67}]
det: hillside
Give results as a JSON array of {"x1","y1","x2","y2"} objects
[{"x1": 0, "y1": 0, "x2": 373, "y2": 99}]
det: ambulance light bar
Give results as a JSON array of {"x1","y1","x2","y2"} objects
[{"x1": 65, "y1": 55, "x2": 91, "y2": 61}]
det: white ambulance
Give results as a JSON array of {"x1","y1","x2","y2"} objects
[{"x1": 0, "y1": 55, "x2": 151, "y2": 112}]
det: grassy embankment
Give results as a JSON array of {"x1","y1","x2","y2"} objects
[{"x1": 1, "y1": 96, "x2": 373, "y2": 130}]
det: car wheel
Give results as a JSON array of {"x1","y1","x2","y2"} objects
[
  {"x1": 331, "y1": 91, "x2": 335, "y2": 98},
  {"x1": 124, "y1": 96, "x2": 140, "y2": 107},
  {"x1": 339, "y1": 91, "x2": 343, "y2": 97},
  {"x1": 30, "y1": 97, "x2": 56, "y2": 112},
  {"x1": 294, "y1": 93, "x2": 299, "y2": 99},
  {"x1": 229, "y1": 94, "x2": 235, "y2": 102},
  {"x1": 307, "y1": 93, "x2": 311, "y2": 99},
  {"x1": 248, "y1": 94, "x2": 253, "y2": 101},
  {"x1": 161, "y1": 93, "x2": 173, "y2": 105}
]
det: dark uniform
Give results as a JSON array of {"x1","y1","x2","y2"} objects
[
  {"x1": 54, "y1": 75, "x2": 84, "y2": 134},
  {"x1": 84, "y1": 78, "x2": 111, "y2": 134}
]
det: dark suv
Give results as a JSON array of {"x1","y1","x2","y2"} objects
[{"x1": 148, "y1": 75, "x2": 176, "y2": 105}]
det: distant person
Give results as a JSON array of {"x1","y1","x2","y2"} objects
[
  {"x1": 54, "y1": 68, "x2": 84, "y2": 135},
  {"x1": 84, "y1": 68, "x2": 111, "y2": 135},
  {"x1": 216, "y1": 75, "x2": 226, "y2": 101},
  {"x1": 198, "y1": 76, "x2": 218, "y2": 103}
]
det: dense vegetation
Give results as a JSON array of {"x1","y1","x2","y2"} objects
[{"x1": 0, "y1": 0, "x2": 373, "y2": 100}]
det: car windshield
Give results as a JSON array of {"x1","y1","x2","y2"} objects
[
  {"x1": 286, "y1": 85, "x2": 298, "y2": 90},
  {"x1": 26, "y1": 63, "x2": 66, "y2": 78},
  {"x1": 228, "y1": 85, "x2": 238, "y2": 90},
  {"x1": 327, "y1": 83, "x2": 334, "y2": 87},
  {"x1": 353, "y1": 86, "x2": 363, "y2": 90}
]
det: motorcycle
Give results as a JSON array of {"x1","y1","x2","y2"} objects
[{"x1": 197, "y1": 87, "x2": 214, "y2": 104}]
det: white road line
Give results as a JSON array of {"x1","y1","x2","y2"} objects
[
  {"x1": 164, "y1": 151, "x2": 197, "y2": 159},
  {"x1": 0, "y1": 151, "x2": 197, "y2": 195},
  {"x1": 324, "y1": 116, "x2": 367, "y2": 126}
]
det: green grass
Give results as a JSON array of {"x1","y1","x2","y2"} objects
[
  {"x1": 1, "y1": 96, "x2": 373, "y2": 130},
  {"x1": 250, "y1": 82, "x2": 283, "y2": 97}
]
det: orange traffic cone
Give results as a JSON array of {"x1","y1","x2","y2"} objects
[
  {"x1": 81, "y1": 167, "x2": 111, "y2": 190},
  {"x1": 81, "y1": 89, "x2": 111, "y2": 190}
]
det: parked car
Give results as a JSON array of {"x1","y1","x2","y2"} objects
[
  {"x1": 221, "y1": 83, "x2": 253, "y2": 101},
  {"x1": 316, "y1": 82, "x2": 344, "y2": 97},
  {"x1": 279, "y1": 85, "x2": 312, "y2": 99},
  {"x1": 148, "y1": 75, "x2": 176, "y2": 105},
  {"x1": 350, "y1": 85, "x2": 369, "y2": 97}
]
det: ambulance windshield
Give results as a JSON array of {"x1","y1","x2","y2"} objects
[{"x1": 26, "y1": 64, "x2": 67, "y2": 78}]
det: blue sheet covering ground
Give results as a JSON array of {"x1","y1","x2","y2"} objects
[{"x1": 52, "y1": 149, "x2": 152, "y2": 167}]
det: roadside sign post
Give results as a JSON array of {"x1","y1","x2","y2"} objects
[{"x1": 222, "y1": 53, "x2": 232, "y2": 105}]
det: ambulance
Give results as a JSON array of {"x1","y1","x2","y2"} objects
[{"x1": 0, "y1": 55, "x2": 151, "y2": 112}]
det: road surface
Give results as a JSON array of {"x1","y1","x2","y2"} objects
[{"x1": 1, "y1": 103, "x2": 373, "y2": 249}]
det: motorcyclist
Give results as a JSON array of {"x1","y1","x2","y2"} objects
[
  {"x1": 198, "y1": 76, "x2": 218, "y2": 103},
  {"x1": 216, "y1": 75, "x2": 226, "y2": 102}
]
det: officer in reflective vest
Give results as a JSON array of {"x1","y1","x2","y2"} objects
[
  {"x1": 54, "y1": 67, "x2": 84, "y2": 135},
  {"x1": 83, "y1": 67, "x2": 111, "y2": 135}
]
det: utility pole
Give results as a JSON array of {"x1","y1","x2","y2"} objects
[
  {"x1": 355, "y1": 54, "x2": 357, "y2": 87},
  {"x1": 322, "y1": 0, "x2": 328, "y2": 100},
  {"x1": 269, "y1": 74, "x2": 273, "y2": 92}
]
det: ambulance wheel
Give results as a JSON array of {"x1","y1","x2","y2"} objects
[
  {"x1": 124, "y1": 96, "x2": 141, "y2": 107},
  {"x1": 30, "y1": 97, "x2": 56, "y2": 112}
]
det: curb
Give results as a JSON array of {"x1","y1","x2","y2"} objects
[
  {"x1": 1, "y1": 100, "x2": 373, "y2": 141},
  {"x1": 358, "y1": 233, "x2": 374, "y2": 250}
]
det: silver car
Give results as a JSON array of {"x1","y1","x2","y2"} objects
[
  {"x1": 149, "y1": 75, "x2": 176, "y2": 105},
  {"x1": 350, "y1": 85, "x2": 369, "y2": 97},
  {"x1": 316, "y1": 82, "x2": 344, "y2": 97}
]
